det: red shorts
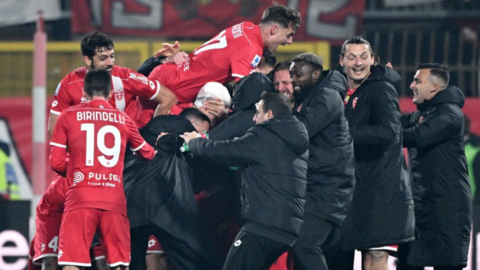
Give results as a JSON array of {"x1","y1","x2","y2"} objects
[
  {"x1": 32, "y1": 211, "x2": 63, "y2": 262},
  {"x1": 146, "y1": 235, "x2": 164, "y2": 254},
  {"x1": 58, "y1": 209, "x2": 130, "y2": 268},
  {"x1": 29, "y1": 238, "x2": 42, "y2": 269},
  {"x1": 90, "y1": 244, "x2": 106, "y2": 261}
]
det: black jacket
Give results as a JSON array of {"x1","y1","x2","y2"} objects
[
  {"x1": 399, "y1": 86, "x2": 472, "y2": 266},
  {"x1": 123, "y1": 115, "x2": 219, "y2": 266},
  {"x1": 342, "y1": 65, "x2": 415, "y2": 250},
  {"x1": 189, "y1": 115, "x2": 309, "y2": 246},
  {"x1": 294, "y1": 70, "x2": 355, "y2": 226}
]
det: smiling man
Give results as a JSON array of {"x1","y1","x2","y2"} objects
[
  {"x1": 337, "y1": 36, "x2": 415, "y2": 270},
  {"x1": 398, "y1": 63, "x2": 471, "y2": 270}
]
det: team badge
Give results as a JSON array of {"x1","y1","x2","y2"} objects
[
  {"x1": 114, "y1": 90, "x2": 124, "y2": 101},
  {"x1": 352, "y1": 97, "x2": 358, "y2": 109},
  {"x1": 250, "y1": 54, "x2": 261, "y2": 68},
  {"x1": 419, "y1": 116, "x2": 424, "y2": 122}
]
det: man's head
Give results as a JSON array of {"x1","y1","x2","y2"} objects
[
  {"x1": 194, "y1": 82, "x2": 232, "y2": 124},
  {"x1": 81, "y1": 31, "x2": 115, "y2": 73},
  {"x1": 179, "y1": 108, "x2": 211, "y2": 132},
  {"x1": 290, "y1": 53, "x2": 323, "y2": 103},
  {"x1": 253, "y1": 92, "x2": 292, "y2": 124},
  {"x1": 256, "y1": 50, "x2": 276, "y2": 75},
  {"x1": 83, "y1": 69, "x2": 111, "y2": 100},
  {"x1": 410, "y1": 63, "x2": 449, "y2": 105},
  {"x1": 273, "y1": 60, "x2": 294, "y2": 102},
  {"x1": 340, "y1": 36, "x2": 375, "y2": 88},
  {"x1": 260, "y1": 4, "x2": 301, "y2": 54}
]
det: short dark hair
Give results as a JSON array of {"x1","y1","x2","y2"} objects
[
  {"x1": 81, "y1": 31, "x2": 114, "y2": 59},
  {"x1": 273, "y1": 60, "x2": 292, "y2": 73},
  {"x1": 261, "y1": 49, "x2": 277, "y2": 69},
  {"x1": 340, "y1": 36, "x2": 374, "y2": 57},
  {"x1": 179, "y1": 107, "x2": 211, "y2": 125},
  {"x1": 261, "y1": 4, "x2": 301, "y2": 31},
  {"x1": 259, "y1": 92, "x2": 292, "y2": 118},
  {"x1": 84, "y1": 69, "x2": 111, "y2": 98},
  {"x1": 417, "y1": 63, "x2": 450, "y2": 86},
  {"x1": 292, "y1": 53, "x2": 323, "y2": 72}
]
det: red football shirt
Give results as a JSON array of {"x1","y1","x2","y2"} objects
[
  {"x1": 36, "y1": 175, "x2": 68, "y2": 214},
  {"x1": 50, "y1": 66, "x2": 162, "y2": 127},
  {"x1": 50, "y1": 100, "x2": 155, "y2": 215},
  {"x1": 149, "y1": 21, "x2": 264, "y2": 103}
]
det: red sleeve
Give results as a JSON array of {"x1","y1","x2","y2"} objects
[
  {"x1": 125, "y1": 116, "x2": 155, "y2": 160},
  {"x1": 49, "y1": 113, "x2": 68, "y2": 175},
  {"x1": 121, "y1": 67, "x2": 161, "y2": 101},
  {"x1": 50, "y1": 79, "x2": 73, "y2": 115},
  {"x1": 230, "y1": 47, "x2": 262, "y2": 80}
]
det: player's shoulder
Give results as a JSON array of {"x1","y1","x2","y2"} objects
[
  {"x1": 67, "y1": 67, "x2": 87, "y2": 81},
  {"x1": 112, "y1": 65, "x2": 135, "y2": 77}
]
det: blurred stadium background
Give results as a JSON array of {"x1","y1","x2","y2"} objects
[{"x1": 0, "y1": 0, "x2": 479, "y2": 269}]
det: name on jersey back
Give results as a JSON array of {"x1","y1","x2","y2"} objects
[{"x1": 76, "y1": 111, "x2": 125, "y2": 124}]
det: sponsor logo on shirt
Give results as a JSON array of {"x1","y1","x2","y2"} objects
[
  {"x1": 54, "y1": 83, "x2": 61, "y2": 96},
  {"x1": 129, "y1": 72, "x2": 149, "y2": 85},
  {"x1": 80, "y1": 96, "x2": 87, "y2": 103},
  {"x1": 419, "y1": 116, "x2": 424, "y2": 122},
  {"x1": 52, "y1": 100, "x2": 58, "y2": 107},
  {"x1": 73, "y1": 172, "x2": 84, "y2": 186},
  {"x1": 250, "y1": 54, "x2": 261, "y2": 68},
  {"x1": 41, "y1": 243, "x2": 45, "y2": 252},
  {"x1": 234, "y1": 240, "x2": 242, "y2": 247}
]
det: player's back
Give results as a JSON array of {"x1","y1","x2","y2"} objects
[
  {"x1": 149, "y1": 22, "x2": 264, "y2": 103},
  {"x1": 58, "y1": 100, "x2": 141, "y2": 214}
]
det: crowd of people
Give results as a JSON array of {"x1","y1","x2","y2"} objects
[{"x1": 27, "y1": 3, "x2": 472, "y2": 270}]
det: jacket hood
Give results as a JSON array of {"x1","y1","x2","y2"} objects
[
  {"x1": 259, "y1": 115, "x2": 309, "y2": 155},
  {"x1": 316, "y1": 70, "x2": 348, "y2": 99},
  {"x1": 232, "y1": 72, "x2": 276, "y2": 111},
  {"x1": 366, "y1": 65, "x2": 402, "y2": 93},
  {"x1": 418, "y1": 85, "x2": 465, "y2": 110}
]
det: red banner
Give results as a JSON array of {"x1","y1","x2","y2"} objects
[{"x1": 71, "y1": 0, "x2": 366, "y2": 45}]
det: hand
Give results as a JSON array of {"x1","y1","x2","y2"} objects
[
  {"x1": 154, "y1": 41, "x2": 180, "y2": 58},
  {"x1": 156, "y1": 132, "x2": 169, "y2": 145},
  {"x1": 180, "y1": 131, "x2": 199, "y2": 144},
  {"x1": 165, "y1": 51, "x2": 189, "y2": 66},
  {"x1": 205, "y1": 98, "x2": 228, "y2": 117}
]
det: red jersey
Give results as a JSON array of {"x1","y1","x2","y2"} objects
[
  {"x1": 50, "y1": 100, "x2": 155, "y2": 215},
  {"x1": 36, "y1": 175, "x2": 69, "y2": 214},
  {"x1": 50, "y1": 66, "x2": 162, "y2": 126},
  {"x1": 149, "y1": 21, "x2": 264, "y2": 103}
]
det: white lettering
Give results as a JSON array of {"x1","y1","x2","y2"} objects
[
  {"x1": 0, "y1": 230, "x2": 29, "y2": 270},
  {"x1": 77, "y1": 111, "x2": 125, "y2": 124},
  {"x1": 232, "y1": 23, "x2": 243, "y2": 39}
]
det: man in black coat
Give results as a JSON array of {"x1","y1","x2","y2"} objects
[
  {"x1": 398, "y1": 63, "x2": 472, "y2": 270},
  {"x1": 123, "y1": 108, "x2": 222, "y2": 270},
  {"x1": 289, "y1": 53, "x2": 355, "y2": 270},
  {"x1": 339, "y1": 36, "x2": 415, "y2": 270},
  {"x1": 182, "y1": 92, "x2": 309, "y2": 270}
]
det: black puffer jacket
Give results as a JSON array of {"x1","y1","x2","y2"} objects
[
  {"x1": 342, "y1": 65, "x2": 415, "y2": 250},
  {"x1": 399, "y1": 86, "x2": 472, "y2": 267},
  {"x1": 189, "y1": 115, "x2": 309, "y2": 246},
  {"x1": 293, "y1": 70, "x2": 355, "y2": 226}
]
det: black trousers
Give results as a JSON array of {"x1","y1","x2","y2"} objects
[
  {"x1": 129, "y1": 224, "x2": 222, "y2": 270},
  {"x1": 222, "y1": 229, "x2": 290, "y2": 270},
  {"x1": 293, "y1": 213, "x2": 342, "y2": 270}
]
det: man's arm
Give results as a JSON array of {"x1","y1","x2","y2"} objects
[
  {"x1": 182, "y1": 129, "x2": 261, "y2": 166},
  {"x1": 137, "y1": 41, "x2": 188, "y2": 76},
  {"x1": 126, "y1": 116, "x2": 156, "y2": 160},
  {"x1": 349, "y1": 83, "x2": 400, "y2": 146},
  {"x1": 403, "y1": 105, "x2": 463, "y2": 148},
  {"x1": 48, "y1": 113, "x2": 59, "y2": 138},
  {"x1": 152, "y1": 84, "x2": 178, "y2": 116},
  {"x1": 49, "y1": 114, "x2": 68, "y2": 176}
]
